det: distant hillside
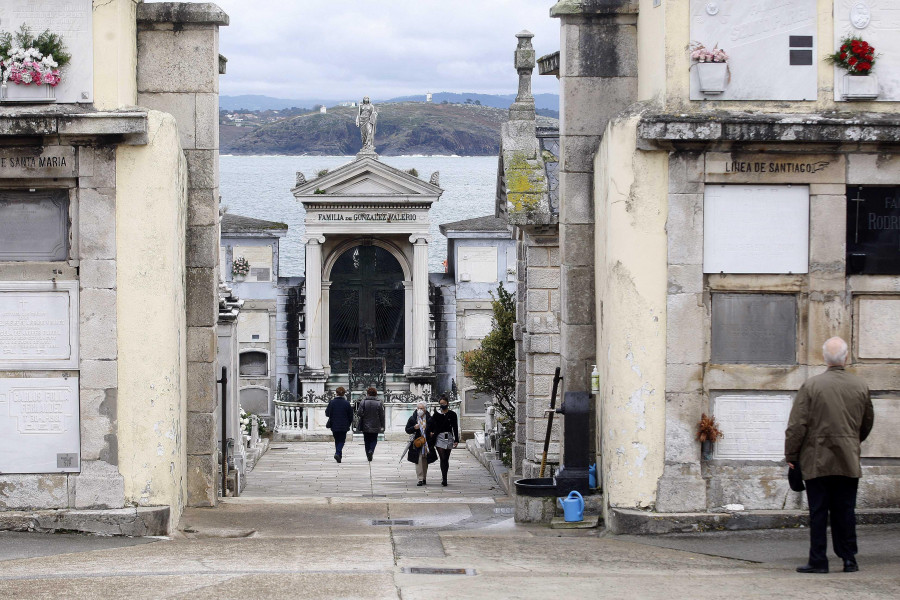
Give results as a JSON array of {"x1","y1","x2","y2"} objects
[
  {"x1": 222, "y1": 102, "x2": 558, "y2": 156},
  {"x1": 220, "y1": 92, "x2": 559, "y2": 113},
  {"x1": 387, "y1": 92, "x2": 559, "y2": 112}
]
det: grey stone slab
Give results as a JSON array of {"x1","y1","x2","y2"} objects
[
  {"x1": 711, "y1": 293, "x2": 797, "y2": 364},
  {"x1": 0, "y1": 190, "x2": 68, "y2": 260},
  {"x1": 137, "y1": 28, "x2": 221, "y2": 94}
]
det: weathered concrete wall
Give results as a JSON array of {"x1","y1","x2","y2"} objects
[
  {"x1": 594, "y1": 112, "x2": 668, "y2": 513},
  {"x1": 92, "y1": 0, "x2": 138, "y2": 111},
  {"x1": 116, "y1": 111, "x2": 188, "y2": 527},
  {"x1": 137, "y1": 3, "x2": 228, "y2": 507},
  {"x1": 637, "y1": 0, "x2": 666, "y2": 103}
]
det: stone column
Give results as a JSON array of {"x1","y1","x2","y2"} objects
[
  {"x1": 304, "y1": 236, "x2": 325, "y2": 375},
  {"x1": 403, "y1": 280, "x2": 414, "y2": 372},
  {"x1": 321, "y1": 280, "x2": 331, "y2": 373},
  {"x1": 411, "y1": 237, "x2": 431, "y2": 371},
  {"x1": 137, "y1": 2, "x2": 229, "y2": 507},
  {"x1": 551, "y1": 0, "x2": 639, "y2": 460}
]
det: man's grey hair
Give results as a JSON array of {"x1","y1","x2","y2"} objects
[
  {"x1": 416, "y1": 401, "x2": 426, "y2": 409},
  {"x1": 823, "y1": 336, "x2": 849, "y2": 366}
]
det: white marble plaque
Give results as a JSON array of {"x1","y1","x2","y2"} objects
[
  {"x1": 835, "y1": 0, "x2": 900, "y2": 101},
  {"x1": 704, "y1": 185, "x2": 809, "y2": 274},
  {"x1": 857, "y1": 297, "x2": 900, "y2": 358},
  {"x1": 0, "y1": 1, "x2": 93, "y2": 104},
  {"x1": 219, "y1": 245, "x2": 227, "y2": 282},
  {"x1": 234, "y1": 245, "x2": 273, "y2": 282},
  {"x1": 0, "y1": 377, "x2": 80, "y2": 473},
  {"x1": 713, "y1": 393, "x2": 793, "y2": 460},
  {"x1": 238, "y1": 311, "x2": 269, "y2": 343},
  {"x1": 458, "y1": 246, "x2": 497, "y2": 283},
  {"x1": 0, "y1": 281, "x2": 78, "y2": 369},
  {"x1": 690, "y1": 0, "x2": 817, "y2": 101},
  {"x1": 465, "y1": 312, "x2": 493, "y2": 339}
]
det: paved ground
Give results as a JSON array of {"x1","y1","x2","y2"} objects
[
  {"x1": 1, "y1": 442, "x2": 898, "y2": 599},
  {"x1": 242, "y1": 439, "x2": 504, "y2": 499}
]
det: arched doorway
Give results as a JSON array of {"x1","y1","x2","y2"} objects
[{"x1": 329, "y1": 244, "x2": 405, "y2": 373}]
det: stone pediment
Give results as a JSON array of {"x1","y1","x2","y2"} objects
[{"x1": 292, "y1": 156, "x2": 442, "y2": 202}]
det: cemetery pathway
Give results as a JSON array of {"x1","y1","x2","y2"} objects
[{"x1": 239, "y1": 439, "x2": 505, "y2": 500}]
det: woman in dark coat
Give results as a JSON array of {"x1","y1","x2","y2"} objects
[
  {"x1": 431, "y1": 394, "x2": 460, "y2": 486},
  {"x1": 405, "y1": 401, "x2": 437, "y2": 485},
  {"x1": 325, "y1": 386, "x2": 354, "y2": 463},
  {"x1": 357, "y1": 386, "x2": 385, "y2": 461}
]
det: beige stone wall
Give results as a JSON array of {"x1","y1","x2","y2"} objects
[
  {"x1": 92, "y1": 0, "x2": 139, "y2": 111},
  {"x1": 116, "y1": 111, "x2": 188, "y2": 527},
  {"x1": 663, "y1": 0, "x2": 900, "y2": 113},
  {"x1": 593, "y1": 113, "x2": 668, "y2": 512}
]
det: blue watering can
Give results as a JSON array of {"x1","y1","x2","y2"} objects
[
  {"x1": 557, "y1": 491, "x2": 585, "y2": 522},
  {"x1": 589, "y1": 463, "x2": 597, "y2": 489}
]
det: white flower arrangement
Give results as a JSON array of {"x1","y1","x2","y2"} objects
[
  {"x1": 690, "y1": 42, "x2": 728, "y2": 63},
  {"x1": 232, "y1": 256, "x2": 250, "y2": 277},
  {"x1": 0, "y1": 26, "x2": 70, "y2": 87}
]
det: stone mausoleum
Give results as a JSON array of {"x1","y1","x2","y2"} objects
[
  {"x1": 0, "y1": 0, "x2": 230, "y2": 535},
  {"x1": 501, "y1": 0, "x2": 900, "y2": 531}
]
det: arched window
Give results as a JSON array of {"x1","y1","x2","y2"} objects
[{"x1": 239, "y1": 350, "x2": 269, "y2": 377}]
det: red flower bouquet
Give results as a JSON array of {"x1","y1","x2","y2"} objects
[{"x1": 828, "y1": 36, "x2": 877, "y2": 75}]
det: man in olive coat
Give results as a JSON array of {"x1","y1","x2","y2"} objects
[{"x1": 785, "y1": 337, "x2": 874, "y2": 574}]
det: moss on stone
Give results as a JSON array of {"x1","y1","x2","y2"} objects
[{"x1": 505, "y1": 152, "x2": 546, "y2": 216}]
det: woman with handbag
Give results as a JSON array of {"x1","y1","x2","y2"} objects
[
  {"x1": 325, "y1": 387, "x2": 353, "y2": 463},
  {"x1": 357, "y1": 386, "x2": 385, "y2": 461},
  {"x1": 431, "y1": 394, "x2": 460, "y2": 486},
  {"x1": 405, "y1": 401, "x2": 437, "y2": 486}
]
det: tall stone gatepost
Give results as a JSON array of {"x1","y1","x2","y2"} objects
[
  {"x1": 137, "y1": 3, "x2": 230, "y2": 507},
  {"x1": 496, "y1": 32, "x2": 561, "y2": 477},
  {"x1": 550, "y1": 0, "x2": 639, "y2": 461}
]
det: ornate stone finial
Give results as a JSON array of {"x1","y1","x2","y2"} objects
[
  {"x1": 296, "y1": 171, "x2": 306, "y2": 186},
  {"x1": 515, "y1": 30, "x2": 536, "y2": 103},
  {"x1": 355, "y1": 95, "x2": 379, "y2": 157},
  {"x1": 429, "y1": 171, "x2": 440, "y2": 186}
]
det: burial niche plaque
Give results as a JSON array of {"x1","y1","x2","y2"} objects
[
  {"x1": 704, "y1": 185, "x2": 809, "y2": 274},
  {"x1": 0, "y1": 376, "x2": 80, "y2": 473},
  {"x1": 0, "y1": 281, "x2": 78, "y2": 369},
  {"x1": 712, "y1": 393, "x2": 793, "y2": 460},
  {"x1": 711, "y1": 293, "x2": 797, "y2": 364},
  {"x1": 846, "y1": 186, "x2": 900, "y2": 275},
  {"x1": 458, "y1": 246, "x2": 497, "y2": 283},
  {"x1": 0, "y1": 190, "x2": 68, "y2": 261}
]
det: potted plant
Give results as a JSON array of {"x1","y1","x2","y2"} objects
[
  {"x1": 696, "y1": 413, "x2": 724, "y2": 460},
  {"x1": 828, "y1": 36, "x2": 878, "y2": 101},
  {"x1": 232, "y1": 256, "x2": 250, "y2": 281},
  {"x1": 690, "y1": 42, "x2": 729, "y2": 95},
  {"x1": 0, "y1": 25, "x2": 70, "y2": 103}
]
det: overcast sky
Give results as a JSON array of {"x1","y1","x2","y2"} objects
[{"x1": 203, "y1": 0, "x2": 561, "y2": 101}]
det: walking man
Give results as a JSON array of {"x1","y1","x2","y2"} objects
[
  {"x1": 785, "y1": 337, "x2": 874, "y2": 574},
  {"x1": 357, "y1": 387, "x2": 385, "y2": 461},
  {"x1": 325, "y1": 386, "x2": 353, "y2": 463}
]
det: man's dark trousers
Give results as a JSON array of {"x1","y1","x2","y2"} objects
[
  {"x1": 805, "y1": 475, "x2": 859, "y2": 568},
  {"x1": 363, "y1": 432, "x2": 378, "y2": 455}
]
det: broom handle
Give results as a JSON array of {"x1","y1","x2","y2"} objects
[{"x1": 539, "y1": 367, "x2": 562, "y2": 478}]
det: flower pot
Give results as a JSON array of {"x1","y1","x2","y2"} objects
[
  {"x1": 697, "y1": 62, "x2": 728, "y2": 95},
  {"x1": 701, "y1": 440, "x2": 714, "y2": 460},
  {"x1": 843, "y1": 73, "x2": 879, "y2": 101},
  {"x1": 233, "y1": 273, "x2": 246, "y2": 282},
  {"x1": 1, "y1": 83, "x2": 56, "y2": 103}
]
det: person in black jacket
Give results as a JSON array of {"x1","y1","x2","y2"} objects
[
  {"x1": 357, "y1": 387, "x2": 385, "y2": 461},
  {"x1": 325, "y1": 386, "x2": 354, "y2": 463},
  {"x1": 431, "y1": 394, "x2": 460, "y2": 486},
  {"x1": 405, "y1": 401, "x2": 437, "y2": 485}
]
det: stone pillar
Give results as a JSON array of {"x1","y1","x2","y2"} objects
[
  {"x1": 137, "y1": 2, "x2": 229, "y2": 507},
  {"x1": 551, "y1": 0, "x2": 639, "y2": 459},
  {"x1": 303, "y1": 236, "x2": 326, "y2": 393},
  {"x1": 411, "y1": 237, "x2": 430, "y2": 370},
  {"x1": 403, "y1": 280, "x2": 414, "y2": 372},
  {"x1": 321, "y1": 280, "x2": 332, "y2": 373}
]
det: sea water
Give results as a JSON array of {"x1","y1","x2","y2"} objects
[{"x1": 219, "y1": 155, "x2": 499, "y2": 277}]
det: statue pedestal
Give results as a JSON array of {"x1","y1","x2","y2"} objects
[{"x1": 356, "y1": 149, "x2": 378, "y2": 160}]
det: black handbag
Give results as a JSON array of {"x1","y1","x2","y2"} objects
[{"x1": 788, "y1": 463, "x2": 805, "y2": 492}]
